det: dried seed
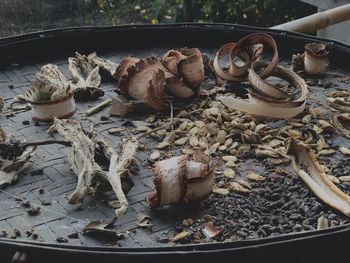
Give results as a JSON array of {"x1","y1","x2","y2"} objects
[
  {"x1": 156, "y1": 142, "x2": 170, "y2": 150},
  {"x1": 136, "y1": 126, "x2": 151, "y2": 132},
  {"x1": 175, "y1": 137, "x2": 188, "y2": 146},
  {"x1": 218, "y1": 145, "x2": 227, "y2": 152},
  {"x1": 213, "y1": 188, "x2": 229, "y2": 195},
  {"x1": 224, "y1": 138, "x2": 233, "y2": 147},
  {"x1": 150, "y1": 150, "x2": 161, "y2": 161},
  {"x1": 216, "y1": 130, "x2": 227, "y2": 144},
  {"x1": 189, "y1": 127, "x2": 198, "y2": 136},
  {"x1": 247, "y1": 171, "x2": 266, "y2": 181},
  {"x1": 222, "y1": 155, "x2": 237, "y2": 163},
  {"x1": 237, "y1": 179, "x2": 251, "y2": 189},
  {"x1": 195, "y1": 120, "x2": 205, "y2": 128},
  {"x1": 317, "y1": 215, "x2": 329, "y2": 230},
  {"x1": 172, "y1": 231, "x2": 190, "y2": 242},
  {"x1": 178, "y1": 121, "x2": 188, "y2": 131},
  {"x1": 207, "y1": 124, "x2": 218, "y2": 135},
  {"x1": 328, "y1": 175, "x2": 340, "y2": 184},
  {"x1": 229, "y1": 182, "x2": 250, "y2": 193},
  {"x1": 223, "y1": 168, "x2": 235, "y2": 178},
  {"x1": 209, "y1": 107, "x2": 219, "y2": 116},
  {"x1": 317, "y1": 149, "x2": 336, "y2": 156},
  {"x1": 108, "y1": 127, "x2": 125, "y2": 134},
  {"x1": 340, "y1": 146, "x2": 350, "y2": 155},
  {"x1": 197, "y1": 126, "x2": 207, "y2": 136},
  {"x1": 302, "y1": 114, "x2": 312, "y2": 124},
  {"x1": 339, "y1": 176, "x2": 350, "y2": 182},
  {"x1": 189, "y1": 136, "x2": 199, "y2": 147}
]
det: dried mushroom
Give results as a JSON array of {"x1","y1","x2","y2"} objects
[
  {"x1": 146, "y1": 151, "x2": 213, "y2": 208},
  {"x1": 16, "y1": 64, "x2": 75, "y2": 121},
  {"x1": 69, "y1": 52, "x2": 104, "y2": 101}
]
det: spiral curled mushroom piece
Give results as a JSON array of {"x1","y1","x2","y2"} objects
[
  {"x1": 146, "y1": 151, "x2": 213, "y2": 208},
  {"x1": 214, "y1": 33, "x2": 308, "y2": 119},
  {"x1": 213, "y1": 33, "x2": 278, "y2": 81}
]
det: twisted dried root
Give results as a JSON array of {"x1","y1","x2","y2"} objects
[{"x1": 48, "y1": 118, "x2": 138, "y2": 218}]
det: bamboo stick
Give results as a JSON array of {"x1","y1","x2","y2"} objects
[{"x1": 272, "y1": 3, "x2": 350, "y2": 33}]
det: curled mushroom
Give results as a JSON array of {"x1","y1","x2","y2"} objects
[
  {"x1": 218, "y1": 62, "x2": 308, "y2": 119},
  {"x1": 162, "y1": 48, "x2": 205, "y2": 87},
  {"x1": 304, "y1": 43, "x2": 328, "y2": 75},
  {"x1": 146, "y1": 151, "x2": 213, "y2": 208},
  {"x1": 118, "y1": 57, "x2": 170, "y2": 111},
  {"x1": 213, "y1": 33, "x2": 278, "y2": 82}
]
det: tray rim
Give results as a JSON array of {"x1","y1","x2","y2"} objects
[{"x1": 1, "y1": 22, "x2": 350, "y2": 255}]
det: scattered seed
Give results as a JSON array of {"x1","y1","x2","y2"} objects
[
  {"x1": 223, "y1": 168, "x2": 235, "y2": 178},
  {"x1": 213, "y1": 188, "x2": 229, "y2": 195},
  {"x1": 340, "y1": 146, "x2": 350, "y2": 155},
  {"x1": 150, "y1": 150, "x2": 161, "y2": 161},
  {"x1": 247, "y1": 171, "x2": 266, "y2": 181}
]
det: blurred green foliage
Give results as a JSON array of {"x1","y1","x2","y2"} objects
[{"x1": 92, "y1": 0, "x2": 315, "y2": 27}]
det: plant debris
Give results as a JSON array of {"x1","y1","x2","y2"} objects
[{"x1": 48, "y1": 118, "x2": 138, "y2": 219}]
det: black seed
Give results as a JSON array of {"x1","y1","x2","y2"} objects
[
  {"x1": 292, "y1": 224, "x2": 302, "y2": 232},
  {"x1": 22, "y1": 120, "x2": 30, "y2": 125},
  {"x1": 56, "y1": 237, "x2": 68, "y2": 243}
]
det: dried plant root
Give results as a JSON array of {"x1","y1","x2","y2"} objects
[
  {"x1": 96, "y1": 138, "x2": 138, "y2": 218},
  {"x1": 287, "y1": 137, "x2": 350, "y2": 217},
  {"x1": 0, "y1": 127, "x2": 36, "y2": 187},
  {"x1": 69, "y1": 52, "x2": 104, "y2": 101},
  {"x1": 47, "y1": 118, "x2": 138, "y2": 218},
  {"x1": 87, "y1": 52, "x2": 118, "y2": 79},
  {"x1": 146, "y1": 151, "x2": 213, "y2": 208}
]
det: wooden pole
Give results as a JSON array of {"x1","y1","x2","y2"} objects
[{"x1": 272, "y1": 3, "x2": 350, "y2": 33}]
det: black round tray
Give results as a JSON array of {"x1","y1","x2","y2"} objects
[{"x1": 1, "y1": 23, "x2": 350, "y2": 263}]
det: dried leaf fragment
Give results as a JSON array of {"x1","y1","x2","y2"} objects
[{"x1": 287, "y1": 137, "x2": 350, "y2": 217}]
